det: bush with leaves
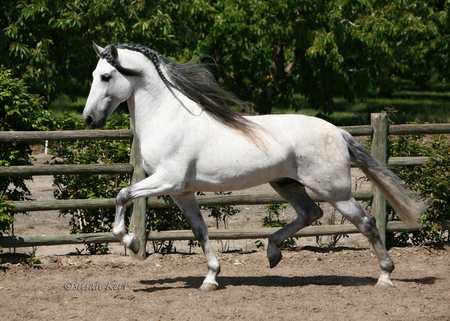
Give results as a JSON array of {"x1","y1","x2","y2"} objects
[
  {"x1": 261, "y1": 204, "x2": 288, "y2": 228},
  {"x1": 387, "y1": 123, "x2": 450, "y2": 246},
  {"x1": 0, "y1": 197, "x2": 15, "y2": 238},
  {"x1": 50, "y1": 114, "x2": 132, "y2": 254},
  {"x1": 0, "y1": 66, "x2": 50, "y2": 241}
]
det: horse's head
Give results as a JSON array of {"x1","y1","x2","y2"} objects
[{"x1": 83, "y1": 42, "x2": 137, "y2": 129}]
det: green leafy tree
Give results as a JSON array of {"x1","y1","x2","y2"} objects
[
  {"x1": 2, "y1": 0, "x2": 448, "y2": 113},
  {"x1": 289, "y1": 0, "x2": 443, "y2": 112},
  {"x1": 0, "y1": 0, "x2": 178, "y2": 101}
]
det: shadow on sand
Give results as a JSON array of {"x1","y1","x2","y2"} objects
[{"x1": 136, "y1": 274, "x2": 437, "y2": 293}]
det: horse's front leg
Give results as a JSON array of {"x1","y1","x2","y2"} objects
[
  {"x1": 171, "y1": 192, "x2": 221, "y2": 292},
  {"x1": 112, "y1": 174, "x2": 180, "y2": 253}
]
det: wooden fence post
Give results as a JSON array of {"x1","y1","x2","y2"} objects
[
  {"x1": 371, "y1": 113, "x2": 388, "y2": 245},
  {"x1": 128, "y1": 125, "x2": 148, "y2": 260}
]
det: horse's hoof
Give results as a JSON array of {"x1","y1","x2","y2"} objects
[
  {"x1": 198, "y1": 283, "x2": 218, "y2": 293},
  {"x1": 267, "y1": 243, "x2": 283, "y2": 268},
  {"x1": 374, "y1": 280, "x2": 395, "y2": 289},
  {"x1": 268, "y1": 253, "x2": 282, "y2": 268},
  {"x1": 129, "y1": 237, "x2": 140, "y2": 254},
  {"x1": 268, "y1": 249, "x2": 283, "y2": 268}
]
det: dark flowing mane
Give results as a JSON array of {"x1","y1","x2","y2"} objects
[{"x1": 101, "y1": 43, "x2": 258, "y2": 137}]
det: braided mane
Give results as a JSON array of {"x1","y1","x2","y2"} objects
[{"x1": 101, "y1": 43, "x2": 257, "y2": 137}]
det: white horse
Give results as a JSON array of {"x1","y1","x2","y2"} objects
[{"x1": 83, "y1": 42, "x2": 426, "y2": 292}]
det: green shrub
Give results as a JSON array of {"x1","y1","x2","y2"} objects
[
  {"x1": 0, "y1": 66, "x2": 49, "y2": 238},
  {"x1": 0, "y1": 196, "x2": 15, "y2": 237},
  {"x1": 50, "y1": 114, "x2": 132, "y2": 254},
  {"x1": 262, "y1": 204, "x2": 288, "y2": 228},
  {"x1": 388, "y1": 123, "x2": 450, "y2": 246}
]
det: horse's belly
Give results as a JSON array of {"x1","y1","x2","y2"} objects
[{"x1": 184, "y1": 148, "x2": 296, "y2": 192}]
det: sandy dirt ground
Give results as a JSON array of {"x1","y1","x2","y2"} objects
[
  {"x1": 1, "y1": 245, "x2": 449, "y2": 320},
  {"x1": 1, "y1": 151, "x2": 449, "y2": 320}
]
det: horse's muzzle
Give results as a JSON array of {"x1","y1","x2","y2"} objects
[{"x1": 84, "y1": 115, "x2": 106, "y2": 129}]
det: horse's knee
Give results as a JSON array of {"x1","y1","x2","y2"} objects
[
  {"x1": 112, "y1": 221, "x2": 125, "y2": 237},
  {"x1": 112, "y1": 227, "x2": 121, "y2": 237},
  {"x1": 116, "y1": 186, "x2": 131, "y2": 206}
]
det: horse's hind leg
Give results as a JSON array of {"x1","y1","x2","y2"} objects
[
  {"x1": 331, "y1": 198, "x2": 395, "y2": 288},
  {"x1": 170, "y1": 192, "x2": 220, "y2": 292},
  {"x1": 267, "y1": 178, "x2": 323, "y2": 268}
]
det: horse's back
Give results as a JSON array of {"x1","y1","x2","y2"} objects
[
  {"x1": 249, "y1": 114, "x2": 341, "y2": 138},
  {"x1": 249, "y1": 114, "x2": 347, "y2": 154}
]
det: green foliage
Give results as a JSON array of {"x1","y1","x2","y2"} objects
[
  {"x1": 203, "y1": 192, "x2": 240, "y2": 229},
  {"x1": 0, "y1": 196, "x2": 15, "y2": 237},
  {"x1": 2, "y1": 0, "x2": 449, "y2": 113},
  {"x1": 262, "y1": 204, "x2": 288, "y2": 228},
  {"x1": 291, "y1": 0, "x2": 446, "y2": 113},
  {"x1": 25, "y1": 248, "x2": 41, "y2": 266},
  {"x1": 388, "y1": 125, "x2": 450, "y2": 246},
  {"x1": 0, "y1": 66, "x2": 49, "y2": 237},
  {"x1": 1, "y1": 0, "x2": 179, "y2": 101},
  {"x1": 50, "y1": 114, "x2": 132, "y2": 254}
]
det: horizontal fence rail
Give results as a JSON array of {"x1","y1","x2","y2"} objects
[
  {"x1": 1, "y1": 115, "x2": 450, "y2": 254},
  {"x1": 13, "y1": 190, "x2": 424, "y2": 213},
  {"x1": 4, "y1": 221, "x2": 448, "y2": 249},
  {"x1": 0, "y1": 130, "x2": 133, "y2": 142},
  {"x1": 0, "y1": 164, "x2": 134, "y2": 177},
  {"x1": 0, "y1": 157, "x2": 429, "y2": 178},
  {"x1": 388, "y1": 123, "x2": 450, "y2": 135}
]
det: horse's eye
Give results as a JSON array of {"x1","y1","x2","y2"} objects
[{"x1": 101, "y1": 75, "x2": 112, "y2": 82}]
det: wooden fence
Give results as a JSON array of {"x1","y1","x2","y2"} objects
[{"x1": 1, "y1": 113, "x2": 450, "y2": 260}]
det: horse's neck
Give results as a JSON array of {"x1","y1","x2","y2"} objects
[{"x1": 128, "y1": 80, "x2": 204, "y2": 141}]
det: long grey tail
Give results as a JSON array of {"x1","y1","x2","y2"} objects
[{"x1": 340, "y1": 129, "x2": 427, "y2": 226}]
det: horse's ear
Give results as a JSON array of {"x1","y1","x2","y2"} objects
[
  {"x1": 110, "y1": 44, "x2": 118, "y2": 61},
  {"x1": 92, "y1": 41, "x2": 105, "y2": 58}
]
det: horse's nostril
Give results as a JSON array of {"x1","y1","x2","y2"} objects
[{"x1": 85, "y1": 115, "x2": 93, "y2": 126}]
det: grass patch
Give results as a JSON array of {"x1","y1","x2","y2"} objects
[
  {"x1": 272, "y1": 89, "x2": 450, "y2": 126},
  {"x1": 49, "y1": 84, "x2": 450, "y2": 127},
  {"x1": 49, "y1": 94, "x2": 87, "y2": 119},
  {"x1": 49, "y1": 94, "x2": 129, "y2": 125}
]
